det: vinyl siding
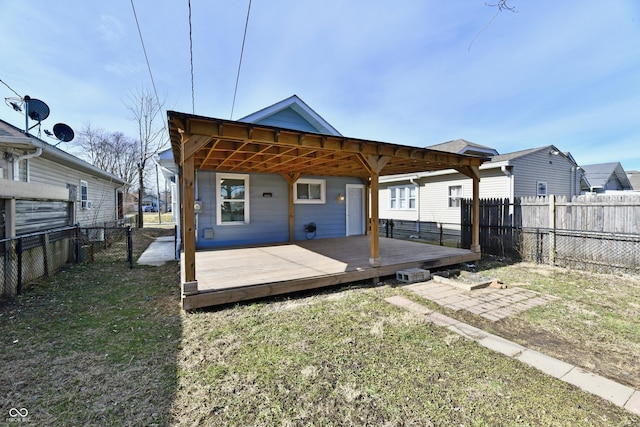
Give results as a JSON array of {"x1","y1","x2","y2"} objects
[
  {"x1": 26, "y1": 155, "x2": 121, "y2": 226},
  {"x1": 511, "y1": 150, "x2": 574, "y2": 198},
  {"x1": 194, "y1": 171, "x2": 364, "y2": 248},
  {"x1": 252, "y1": 109, "x2": 319, "y2": 133}
]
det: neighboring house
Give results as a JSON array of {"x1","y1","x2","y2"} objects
[
  {"x1": 581, "y1": 162, "x2": 632, "y2": 193},
  {"x1": 627, "y1": 170, "x2": 640, "y2": 191},
  {"x1": 0, "y1": 118, "x2": 126, "y2": 237},
  {"x1": 379, "y1": 141, "x2": 581, "y2": 238}
]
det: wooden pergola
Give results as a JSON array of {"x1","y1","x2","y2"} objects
[{"x1": 168, "y1": 111, "x2": 485, "y2": 293}]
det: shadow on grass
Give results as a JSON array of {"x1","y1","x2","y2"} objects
[{"x1": 0, "y1": 227, "x2": 182, "y2": 426}]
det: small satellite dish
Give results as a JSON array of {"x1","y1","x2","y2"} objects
[
  {"x1": 26, "y1": 98, "x2": 50, "y2": 122},
  {"x1": 53, "y1": 123, "x2": 74, "y2": 142}
]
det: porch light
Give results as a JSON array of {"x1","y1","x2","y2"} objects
[{"x1": 337, "y1": 193, "x2": 345, "y2": 201}]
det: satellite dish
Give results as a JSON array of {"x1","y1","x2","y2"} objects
[
  {"x1": 26, "y1": 98, "x2": 50, "y2": 122},
  {"x1": 53, "y1": 123, "x2": 74, "y2": 142}
]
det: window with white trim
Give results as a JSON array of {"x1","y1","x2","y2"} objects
[
  {"x1": 217, "y1": 173, "x2": 250, "y2": 224},
  {"x1": 537, "y1": 181, "x2": 547, "y2": 196},
  {"x1": 389, "y1": 185, "x2": 416, "y2": 209},
  {"x1": 294, "y1": 179, "x2": 325, "y2": 204},
  {"x1": 448, "y1": 185, "x2": 462, "y2": 208},
  {"x1": 80, "y1": 180, "x2": 90, "y2": 209}
]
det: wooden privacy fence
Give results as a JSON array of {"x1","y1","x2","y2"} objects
[{"x1": 462, "y1": 194, "x2": 640, "y2": 274}]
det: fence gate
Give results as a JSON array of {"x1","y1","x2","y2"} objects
[{"x1": 461, "y1": 198, "x2": 521, "y2": 258}]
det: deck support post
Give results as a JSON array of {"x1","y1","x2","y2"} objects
[{"x1": 358, "y1": 154, "x2": 390, "y2": 266}]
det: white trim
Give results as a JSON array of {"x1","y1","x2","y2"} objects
[
  {"x1": 294, "y1": 178, "x2": 326, "y2": 204},
  {"x1": 536, "y1": 181, "x2": 548, "y2": 196},
  {"x1": 389, "y1": 184, "x2": 417, "y2": 210},
  {"x1": 216, "y1": 173, "x2": 250, "y2": 225},
  {"x1": 80, "y1": 179, "x2": 89, "y2": 209},
  {"x1": 448, "y1": 185, "x2": 463, "y2": 208}
]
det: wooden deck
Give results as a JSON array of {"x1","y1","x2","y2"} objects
[{"x1": 181, "y1": 236, "x2": 480, "y2": 310}]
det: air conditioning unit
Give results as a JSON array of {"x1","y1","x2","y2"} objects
[{"x1": 82, "y1": 200, "x2": 93, "y2": 209}]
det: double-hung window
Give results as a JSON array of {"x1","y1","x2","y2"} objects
[
  {"x1": 80, "y1": 180, "x2": 90, "y2": 209},
  {"x1": 448, "y1": 185, "x2": 462, "y2": 208},
  {"x1": 389, "y1": 185, "x2": 416, "y2": 209},
  {"x1": 217, "y1": 173, "x2": 250, "y2": 224}
]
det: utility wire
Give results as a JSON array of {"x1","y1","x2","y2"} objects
[
  {"x1": 130, "y1": 0, "x2": 167, "y2": 137},
  {"x1": 230, "y1": 0, "x2": 252, "y2": 120},
  {"x1": 0, "y1": 78, "x2": 22, "y2": 98},
  {"x1": 188, "y1": 0, "x2": 195, "y2": 114}
]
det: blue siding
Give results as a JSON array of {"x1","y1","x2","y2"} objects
[
  {"x1": 194, "y1": 172, "x2": 364, "y2": 248},
  {"x1": 253, "y1": 109, "x2": 319, "y2": 133}
]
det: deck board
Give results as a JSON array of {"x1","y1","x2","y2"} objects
[{"x1": 181, "y1": 236, "x2": 479, "y2": 309}]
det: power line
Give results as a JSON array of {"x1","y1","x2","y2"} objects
[
  {"x1": 130, "y1": 0, "x2": 166, "y2": 134},
  {"x1": 188, "y1": 0, "x2": 195, "y2": 114},
  {"x1": 230, "y1": 0, "x2": 252, "y2": 120},
  {"x1": 0, "y1": 78, "x2": 22, "y2": 98}
]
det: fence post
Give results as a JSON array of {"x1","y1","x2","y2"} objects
[
  {"x1": 16, "y1": 237, "x2": 23, "y2": 295},
  {"x1": 549, "y1": 195, "x2": 556, "y2": 265},
  {"x1": 42, "y1": 233, "x2": 50, "y2": 277},
  {"x1": 439, "y1": 223, "x2": 443, "y2": 246},
  {"x1": 535, "y1": 228, "x2": 540, "y2": 264},
  {"x1": 127, "y1": 226, "x2": 133, "y2": 269}
]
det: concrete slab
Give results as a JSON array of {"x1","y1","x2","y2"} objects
[
  {"x1": 477, "y1": 333, "x2": 526, "y2": 357},
  {"x1": 562, "y1": 367, "x2": 635, "y2": 407},
  {"x1": 516, "y1": 349, "x2": 574, "y2": 379},
  {"x1": 384, "y1": 296, "x2": 432, "y2": 315},
  {"x1": 446, "y1": 322, "x2": 488, "y2": 340},
  {"x1": 625, "y1": 390, "x2": 640, "y2": 416},
  {"x1": 137, "y1": 236, "x2": 176, "y2": 266},
  {"x1": 428, "y1": 312, "x2": 459, "y2": 327}
]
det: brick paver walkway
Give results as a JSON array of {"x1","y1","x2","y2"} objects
[{"x1": 404, "y1": 281, "x2": 560, "y2": 321}]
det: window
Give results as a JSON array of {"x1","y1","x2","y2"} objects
[
  {"x1": 448, "y1": 185, "x2": 462, "y2": 208},
  {"x1": 389, "y1": 185, "x2": 416, "y2": 209},
  {"x1": 294, "y1": 179, "x2": 325, "y2": 204},
  {"x1": 537, "y1": 181, "x2": 547, "y2": 196},
  {"x1": 217, "y1": 173, "x2": 250, "y2": 224},
  {"x1": 80, "y1": 180, "x2": 90, "y2": 209}
]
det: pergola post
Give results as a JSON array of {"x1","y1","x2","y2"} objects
[
  {"x1": 471, "y1": 166, "x2": 481, "y2": 253},
  {"x1": 181, "y1": 135, "x2": 198, "y2": 294},
  {"x1": 369, "y1": 174, "x2": 380, "y2": 266},
  {"x1": 282, "y1": 173, "x2": 301, "y2": 242}
]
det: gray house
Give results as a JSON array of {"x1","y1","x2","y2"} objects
[
  {"x1": 379, "y1": 140, "x2": 581, "y2": 240},
  {"x1": 0, "y1": 118, "x2": 126, "y2": 237},
  {"x1": 581, "y1": 162, "x2": 632, "y2": 193}
]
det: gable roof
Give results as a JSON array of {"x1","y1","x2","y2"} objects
[
  {"x1": 426, "y1": 139, "x2": 498, "y2": 157},
  {"x1": 239, "y1": 95, "x2": 342, "y2": 136},
  {"x1": 627, "y1": 170, "x2": 640, "y2": 190},
  {"x1": 0, "y1": 118, "x2": 126, "y2": 185},
  {"x1": 581, "y1": 162, "x2": 632, "y2": 190}
]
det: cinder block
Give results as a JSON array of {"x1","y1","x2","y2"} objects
[{"x1": 396, "y1": 268, "x2": 431, "y2": 283}]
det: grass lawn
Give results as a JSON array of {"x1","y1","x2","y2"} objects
[{"x1": 1, "y1": 232, "x2": 638, "y2": 426}]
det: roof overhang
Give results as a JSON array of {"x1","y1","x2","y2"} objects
[{"x1": 168, "y1": 111, "x2": 487, "y2": 179}]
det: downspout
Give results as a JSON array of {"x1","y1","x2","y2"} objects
[
  {"x1": 409, "y1": 176, "x2": 420, "y2": 233},
  {"x1": 13, "y1": 147, "x2": 42, "y2": 181},
  {"x1": 500, "y1": 165, "x2": 514, "y2": 201}
]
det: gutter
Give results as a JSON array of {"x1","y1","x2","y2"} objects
[{"x1": 409, "y1": 176, "x2": 420, "y2": 226}]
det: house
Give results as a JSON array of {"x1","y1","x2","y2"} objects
[
  {"x1": 166, "y1": 96, "x2": 486, "y2": 308},
  {"x1": 580, "y1": 162, "x2": 632, "y2": 193},
  {"x1": 379, "y1": 140, "x2": 581, "y2": 241},
  {"x1": 0, "y1": 118, "x2": 127, "y2": 237},
  {"x1": 627, "y1": 170, "x2": 640, "y2": 191}
]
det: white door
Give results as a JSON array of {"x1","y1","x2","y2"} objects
[{"x1": 346, "y1": 184, "x2": 365, "y2": 236}]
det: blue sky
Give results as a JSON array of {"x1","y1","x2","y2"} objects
[{"x1": 1, "y1": 0, "x2": 639, "y2": 171}]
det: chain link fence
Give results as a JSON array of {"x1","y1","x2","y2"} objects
[
  {"x1": 1, "y1": 223, "x2": 133, "y2": 298},
  {"x1": 519, "y1": 228, "x2": 640, "y2": 275}
]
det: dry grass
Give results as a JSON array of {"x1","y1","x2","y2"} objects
[{"x1": 1, "y1": 238, "x2": 639, "y2": 426}]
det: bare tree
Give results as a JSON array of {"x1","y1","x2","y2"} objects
[
  {"x1": 125, "y1": 86, "x2": 166, "y2": 228},
  {"x1": 469, "y1": 1, "x2": 518, "y2": 51},
  {"x1": 78, "y1": 123, "x2": 139, "y2": 187}
]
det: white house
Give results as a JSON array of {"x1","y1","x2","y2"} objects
[
  {"x1": 379, "y1": 140, "x2": 581, "y2": 241},
  {"x1": 0, "y1": 118, "x2": 127, "y2": 237}
]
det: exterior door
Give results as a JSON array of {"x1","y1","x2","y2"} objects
[{"x1": 346, "y1": 184, "x2": 365, "y2": 236}]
